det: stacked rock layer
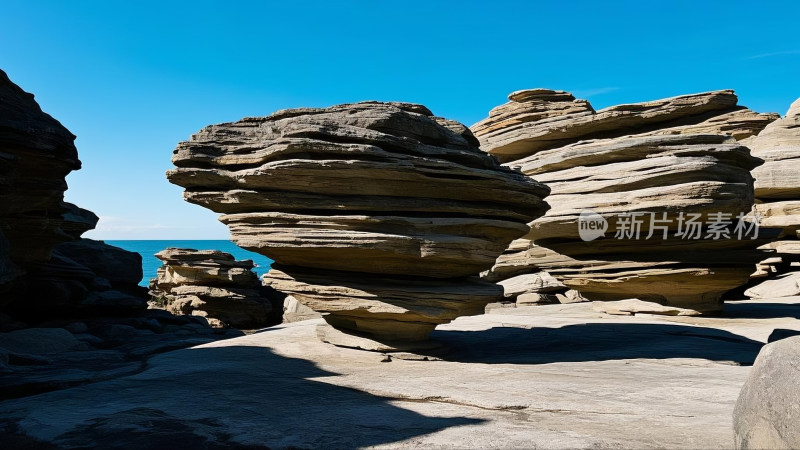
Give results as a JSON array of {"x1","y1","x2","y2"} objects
[
  {"x1": 0, "y1": 69, "x2": 81, "y2": 290},
  {"x1": 1, "y1": 69, "x2": 149, "y2": 318},
  {"x1": 473, "y1": 89, "x2": 778, "y2": 312},
  {"x1": 149, "y1": 248, "x2": 279, "y2": 328},
  {"x1": 168, "y1": 101, "x2": 549, "y2": 342},
  {"x1": 744, "y1": 98, "x2": 800, "y2": 297}
]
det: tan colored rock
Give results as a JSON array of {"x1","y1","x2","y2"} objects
[
  {"x1": 474, "y1": 90, "x2": 776, "y2": 163},
  {"x1": 282, "y1": 295, "x2": 321, "y2": 323},
  {"x1": 746, "y1": 98, "x2": 800, "y2": 285},
  {"x1": 734, "y1": 336, "x2": 800, "y2": 449},
  {"x1": 750, "y1": 98, "x2": 800, "y2": 200},
  {"x1": 497, "y1": 271, "x2": 564, "y2": 299},
  {"x1": 264, "y1": 266, "x2": 501, "y2": 341},
  {"x1": 474, "y1": 90, "x2": 777, "y2": 313},
  {"x1": 745, "y1": 271, "x2": 800, "y2": 299},
  {"x1": 150, "y1": 248, "x2": 278, "y2": 328},
  {"x1": 515, "y1": 292, "x2": 559, "y2": 305},
  {"x1": 168, "y1": 102, "x2": 549, "y2": 343}
]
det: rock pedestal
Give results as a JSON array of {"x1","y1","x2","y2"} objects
[
  {"x1": 149, "y1": 248, "x2": 280, "y2": 328},
  {"x1": 168, "y1": 101, "x2": 550, "y2": 344},
  {"x1": 473, "y1": 89, "x2": 778, "y2": 312}
]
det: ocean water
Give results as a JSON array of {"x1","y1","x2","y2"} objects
[{"x1": 106, "y1": 240, "x2": 274, "y2": 287}]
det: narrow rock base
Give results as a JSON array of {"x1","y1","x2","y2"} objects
[{"x1": 316, "y1": 323, "x2": 446, "y2": 358}]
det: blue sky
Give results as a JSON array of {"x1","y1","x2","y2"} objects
[{"x1": 2, "y1": 1, "x2": 798, "y2": 239}]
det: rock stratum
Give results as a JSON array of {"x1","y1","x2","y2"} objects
[
  {"x1": 0, "y1": 69, "x2": 148, "y2": 317},
  {"x1": 168, "y1": 101, "x2": 550, "y2": 343},
  {"x1": 0, "y1": 69, "x2": 81, "y2": 291},
  {"x1": 473, "y1": 89, "x2": 778, "y2": 312},
  {"x1": 745, "y1": 98, "x2": 800, "y2": 298},
  {"x1": 149, "y1": 248, "x2": 280, "y2": 328}
]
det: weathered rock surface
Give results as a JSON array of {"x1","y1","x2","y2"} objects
[
  {"x1": 149, "y1": 248, "x2": 281, "y2": 328},
  {"x1": 281, "y1": 294, "x2": 321, "y2": 323},
  {"x1": 593, "y1": 299, "x2": 701, "y2": 316},
  {"x1": 474, "y1": 89, "x2": 778, "y2": 163},
  {"x1": 0, "y1": 69, "x2": 81, "y2": 293},
  {"x1": 744, "y1": 98, "x2": 800, "y2": 297},
  {"x1": 168, "y1": 101, "x2": 549, "y2": 343},
  {"x1": 0, "y1": 312, "x2": 242, "y2": 401},
  {"x1": 6, "y1": 203, "x2": 148, "y2": 319},
  {"x1": 745, "y1": 271, "x2": 800, "y2": 299},
  {"x1": 749, "y1": 98, "x2": 800, "y2": 201},
  {"x1": 473, "y1": 90, "x2": 778, "y2": 312},
  {"x1": 734, "y1": 335, "x2": 800, "y2": 449},
  {"x1": 3, "y1": 296, "x2": 800, "y2": 449}
]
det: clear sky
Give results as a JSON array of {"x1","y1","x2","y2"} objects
[{"x1": 2, "y1": 1, "x2": 798, "y2": 239}]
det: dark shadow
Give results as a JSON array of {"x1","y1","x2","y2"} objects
[
  {"x1": 723, "y1": 300, "x2": 800, "y2": 320},
  {"x1": 432, "y1": 322, "x2": 763, "y2": 365},
  {"x1": 0, "y1": 345, "x2": 482, "y2": 449}
]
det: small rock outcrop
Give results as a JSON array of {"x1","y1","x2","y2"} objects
[
  {"x1": 168, "y1": 101, "x2": 550, "y2": 344},
  {"x1": 733, "y1": 335, "x2": 800, "y2": 449},
  {"x1": 744, "y1": 98, "x2": 800, "y2": 297},
  {"x1": 473, "y1": 90, "x2": 778, "y2": 312},
  {"x1": 149, "y1": 248, "x2": 281, "y2": 328}
]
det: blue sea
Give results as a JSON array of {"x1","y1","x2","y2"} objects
[{"x1": 106, "y1": 240, "x2": 274, "y2": 287}]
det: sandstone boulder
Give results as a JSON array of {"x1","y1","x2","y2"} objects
[
  {"x1": 282, "y1": 295, "x2": 321, "y2": 323},
  {"x1": 734, "y1": 335, "x2": 800, "y2": 449},
  {"x1": 745, "y1": 271, "x2": 800, "y2": 299},
  {"x1": 168, "y1": 102, "x2": 550, "y2": 344}
]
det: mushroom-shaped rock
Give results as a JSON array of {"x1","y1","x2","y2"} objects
[{"x1": 168, "y1": 102, "x2": 550, "y2": 344}]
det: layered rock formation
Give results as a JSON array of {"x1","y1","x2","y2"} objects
[
  {"x1": 0, "y1": 69, "x2": 81, "y2": 295},
  {"x1": 168, "y1": 101, "x2": 549, "y2": 343},
  {"x1": 8, "y1": 202, "x2": 148, "y2": 319},
  {"x1": 149, "y1": 248, "x2": 280, "y2": 328},
  {"x1": 744, "y1": 98, "x2": 800, "y2": 297},
  {"x1": 0, "y1": 70, "x2": 148, "y2": 318},
  {"x1": 473, "y1": 89, "x2": 778, "y2": 312}
]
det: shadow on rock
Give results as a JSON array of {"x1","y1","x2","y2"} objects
[
  {"x1": 433, "y1": 322, "x2": 764, "y2": 365},
  {"x1": 723, "y1": 300, "x2": 800, "y2": 320},
  {"x1": 0, "y1": 344, "x2": 483, "y2": 449}
]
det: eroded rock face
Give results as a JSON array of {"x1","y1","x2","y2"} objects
[
  {"x1": 473, "y1": 90, "x2": 777, "y2": 312},
  {"x1": 149, "y1": 248, "x2": 281, "y2": 328},
  {"x1": 734, "y1": 335, "x2": 800, "y2": 449},
  {"x1": 0, "y1": 69, "x2": 81, "y2": 291},
  {"x1": 0, "y1": 71, "x2": 148, "y2": 318},
  {"x1": 168, "y1": 102, "x2": 550, "y2": 343},
  {"x1": 8, "y1": 203, "x2": 148, "y2": 319},
  {"x1": 744, "y1": 98, "x2": 800, "y2": 296}
]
